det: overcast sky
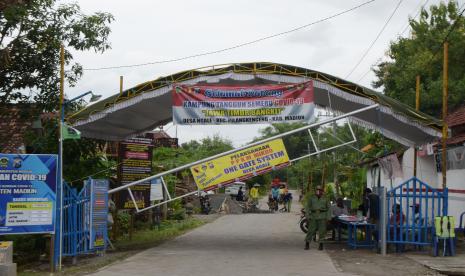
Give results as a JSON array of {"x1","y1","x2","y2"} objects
[{"x1": 65, "y1": 0, "x2": 447, "y2": 146}]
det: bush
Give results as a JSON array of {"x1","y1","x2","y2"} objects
[
  {"x1": 169, "y1": 208, "x2": 186, "y2": 220},
  {"x1": 1, "y1": 234, "x2": 46, "y2": 265},
  {"x1": 117, "y1": 211, "x2": 130, "y2": 234}
]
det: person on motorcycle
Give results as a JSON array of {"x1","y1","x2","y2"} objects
[
  {"x1": 305, "y1": 185, "x2": 330, "y2": 250},
  {"x1": 271, "y1": 185, "x2": 280, "y2": 211},
  {"x1": 236, "y1": 186, "x2": 244, "y2": 202},
  {"x1": 249, "y1": 183, "x2": 260, "y2": 206}
]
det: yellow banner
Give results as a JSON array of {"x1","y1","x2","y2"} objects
[{"x1": 191, "y1": 139, "x2": 290, "y2": 190}]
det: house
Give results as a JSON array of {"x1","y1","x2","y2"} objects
[
  {"x1": 0, "y1": 104, "x2": 45, "y2": 154},
  {"x1": 364, "y1": 106, "x2": 465, "y2": 225}
]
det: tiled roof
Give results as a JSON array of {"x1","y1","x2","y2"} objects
[
  {"x1": 146, "y1": 130, "x2": 171, "y2": 139},
  {"x1": 0, "y1": 106, "x2": 33, "y2": 153},
  {"x1": 446, "y1": 106, "x2": 465, "y2": 127},
  {"x1": 446, "y1": 132, "x2": 465, "y2": 146}
]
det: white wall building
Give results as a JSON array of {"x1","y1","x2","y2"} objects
[{"x1": 366, "y1": 104, "x2": 465, "y2": 227}]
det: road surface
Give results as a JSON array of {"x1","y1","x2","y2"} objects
[{"x1": 90, "y1": 191, "x2": 348, "y2": 276}]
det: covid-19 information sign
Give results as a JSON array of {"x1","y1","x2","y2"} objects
[{"x1": 0, "y1": 154, "x2": 57, "y2": 235}]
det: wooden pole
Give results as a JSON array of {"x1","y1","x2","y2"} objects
[
  {"x1": 413, "y1": 75, "x2": 420, "y2": 177},
  {"x1": 119, "y1": 76, "x2": 123, "y2": 95},
  {"x1": 442, "y1": 42, "x2": 448, "y2": 189}
]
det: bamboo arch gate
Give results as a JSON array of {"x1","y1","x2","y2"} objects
[{"x1": 386, "y1": 177, "x2": 448, "y2": 248}]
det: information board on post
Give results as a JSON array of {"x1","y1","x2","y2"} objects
[
  {"x1": 150, "y1": 178, "x2": 164, "y2": 201},
  {"x1": 117, "y1": 137, "x2": 153, "y2": 209},
  {"x1": 173, "y1": 81, "x2": 315, "y2": 125},
  {"x1": 190, "y1": 139, "x2": 290, "y2": 191},
  {"x1": 0, "y1": 154, "x2": 57, "y2": 235},
  {"x1": 88, "y1": 179, "x2": 108, "y2": 250}
]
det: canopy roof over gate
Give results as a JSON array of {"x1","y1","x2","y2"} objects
[{"x1": 68, "y1": 62, "x2": 442, "y2": 146}]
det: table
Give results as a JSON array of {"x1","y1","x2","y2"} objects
[{"x1": 336, "y1": 216, "x2": 376, "y2": 249}]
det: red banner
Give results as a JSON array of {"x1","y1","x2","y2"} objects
[{"x1": 172, "y1": 81, "x2": 315, "y2": 125}]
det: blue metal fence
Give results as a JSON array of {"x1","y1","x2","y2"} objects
[
  {"x1": 62, "y1": 181, "x2": 92, "y2": 256},
  {"x1": 386, "y1": 177, "x2": 448, "y2": 246}
]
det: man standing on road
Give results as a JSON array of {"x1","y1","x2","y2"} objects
[
  {"x1": 249, "y1": 183, "x2": 260, "y2": 205},
  {"x1": 305, "y1": 185, "x2": 330, "y2": 250}
]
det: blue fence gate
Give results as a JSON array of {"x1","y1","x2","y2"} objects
[
  {"x1": 62, "y1": 181, "x2": 93, "y2": 256},
  {"x1": 386, "y1": 177, "x2": 448, "y2": 247}
]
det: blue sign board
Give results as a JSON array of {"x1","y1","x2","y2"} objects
[
  {"x1": 0, "y1": 154, "x2": 57, "y2": 235},
  {"x1": 88, "y1": 179, "x2": 108, "y2": 250}
]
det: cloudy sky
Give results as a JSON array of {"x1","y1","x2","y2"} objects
[{"x1": 65, "y1": 0, "x2": 447, "y2": 146}]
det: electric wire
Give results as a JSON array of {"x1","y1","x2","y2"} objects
[
  {"x1": 399, "y1": 0, "x2": 431, "y2": 37},
  {"x1": 426, "y1": 2, "x2": 465, "y2": 66},
  {"x1": 345, "y1": 0, "x2": 404, "y2": 79},
  {"x1": 83, "y1": 0, "x2": 376, "y2": 71},
  {"x1": 356, "y1": 0, "x2": 431, "y2": 82}
]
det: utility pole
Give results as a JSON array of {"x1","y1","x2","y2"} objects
[{"x1": 441, "y1": 42, "x2": 448, "y2": 189}]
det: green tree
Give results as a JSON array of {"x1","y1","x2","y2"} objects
[
  {"x1": 0, "y1": 0, "x2": 114, "y2": 110},
  {"x1": 373, "y1": 1, "x2": 465, "y2": 117}
]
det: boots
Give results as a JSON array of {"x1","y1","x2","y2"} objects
[
  {"x1": 304, "y1": 241, "x2": 309, "y2": 250},
  {"x1": 318, "y1": 242, "x2": 323, "y2": 251}
]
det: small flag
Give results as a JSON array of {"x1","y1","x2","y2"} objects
[{"x1": 62, "y1": 123, "x2": 81, "y2": 140}]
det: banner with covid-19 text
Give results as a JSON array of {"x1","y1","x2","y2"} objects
[
  {"x1": 0, "y1": 154, "x2": 57, "y2": 235},
  {"x1": 190, "y1": 139, "x2": 290, "y2": 191},
  {"x1": 173, "y1": 81, "x2": 314, "y2": 125}
]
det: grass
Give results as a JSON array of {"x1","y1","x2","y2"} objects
[
  {"x1": 18, "y1": 218, "x2": 205, "y2": 276},
  {"x1": 114, "y1": 218, "x2": 205, "y2": 250}
]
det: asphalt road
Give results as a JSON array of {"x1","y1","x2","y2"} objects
[{"x1": 89, "y1": 191, "x2": 348, "y2": 276}]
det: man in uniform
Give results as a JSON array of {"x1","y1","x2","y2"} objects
[{"x1": 305, "y1": 185, "x2": 330, "y2": 250}]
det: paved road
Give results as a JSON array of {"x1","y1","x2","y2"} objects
[{"x1": 90, "y1": 191, "x2": 348, "y2": 276}]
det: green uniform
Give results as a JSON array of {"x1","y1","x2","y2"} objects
[{"x1": 305, "y1": 195, "x2": 330, "y2": 242}]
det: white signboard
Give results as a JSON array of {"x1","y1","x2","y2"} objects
[{"x1": 150, "y1": 178, "x2": 164, "y2": 201}]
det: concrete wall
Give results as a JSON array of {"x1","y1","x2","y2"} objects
[
  {"x1": 367, "y1": 148, "x2": 438, "y2": 188},
  {"x1": 437, "y1": 169, "x2": 465, "y2": 227}
]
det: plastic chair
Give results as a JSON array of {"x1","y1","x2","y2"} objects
[{"x1": 433, "y1": 216, "x2": 456, "y2": 257}]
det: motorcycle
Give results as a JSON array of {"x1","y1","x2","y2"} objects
[
  {"x1": 199, "y1": 195, "x2": 211, "y2": 215},
  {"x1": 299, "y1": 208, "x2": 308, "y2": 233},
  {"x1": 238, "y1": 199, "x2": 259, "y2": 213},
  {"x1": 267, "y1": 196, "x2": 278, "y2": 212}
]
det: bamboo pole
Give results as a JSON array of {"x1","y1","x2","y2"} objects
[
  {"x1": 413, "y1": 75, "x2": 420, "y2": 177},
  {"x1": 57, "y1": 44, "x2": 65, "y2": 272},
  {"x1": 120, "y1": 76, "x2": 123, "y2": 95},
  {"x1": 442, "y1": 42, "x2": 448, "y2": 189}
]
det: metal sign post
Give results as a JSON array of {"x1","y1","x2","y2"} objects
[{"x1": 380, "y1": 186, "x2": 387, "y2": 256}]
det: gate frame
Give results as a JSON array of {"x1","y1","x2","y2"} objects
[
  {"x1": 117, "y1": 104, "x2": 379, "y2": 213},
  {"x1": 386, "y1": 177, "x2": 448, "y2": 247},
  {"x1": 113, "y1": 105, "x2": 376, "y2": 214}
]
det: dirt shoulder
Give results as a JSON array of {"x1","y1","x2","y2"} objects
[
  {"x1": 325, "y1": 242, "x2": 443, "y2": 276},
  {"x1": 19, "y1": 217, "x2": 215, "y2": 276}
]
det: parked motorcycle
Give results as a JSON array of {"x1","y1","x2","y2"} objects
[{"x1": 300, "y1": 208, "x2": 308, "y2": 233}]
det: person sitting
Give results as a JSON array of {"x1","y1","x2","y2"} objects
[
  {"x1": 390, "y1": 203, "x2": 405, "y2": 226},
  {"x1": 329, "y1": 197, "x2": 348, "y2": 239},
  {"x1": 236, "y1": 186, "x2": 244, "y2": 202},
  {"x1": 331, "y1": 197, "x2": 348, "y2": 218},
  {"x1": 409, "y1": 203, "x2": 426, "y2": 243},
  {"x1": 389, "y1": 203, "x2": 406, "y2": 248},
  {"x1": 411, "y1": 203, "x2": 424, "y2": 226}
]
